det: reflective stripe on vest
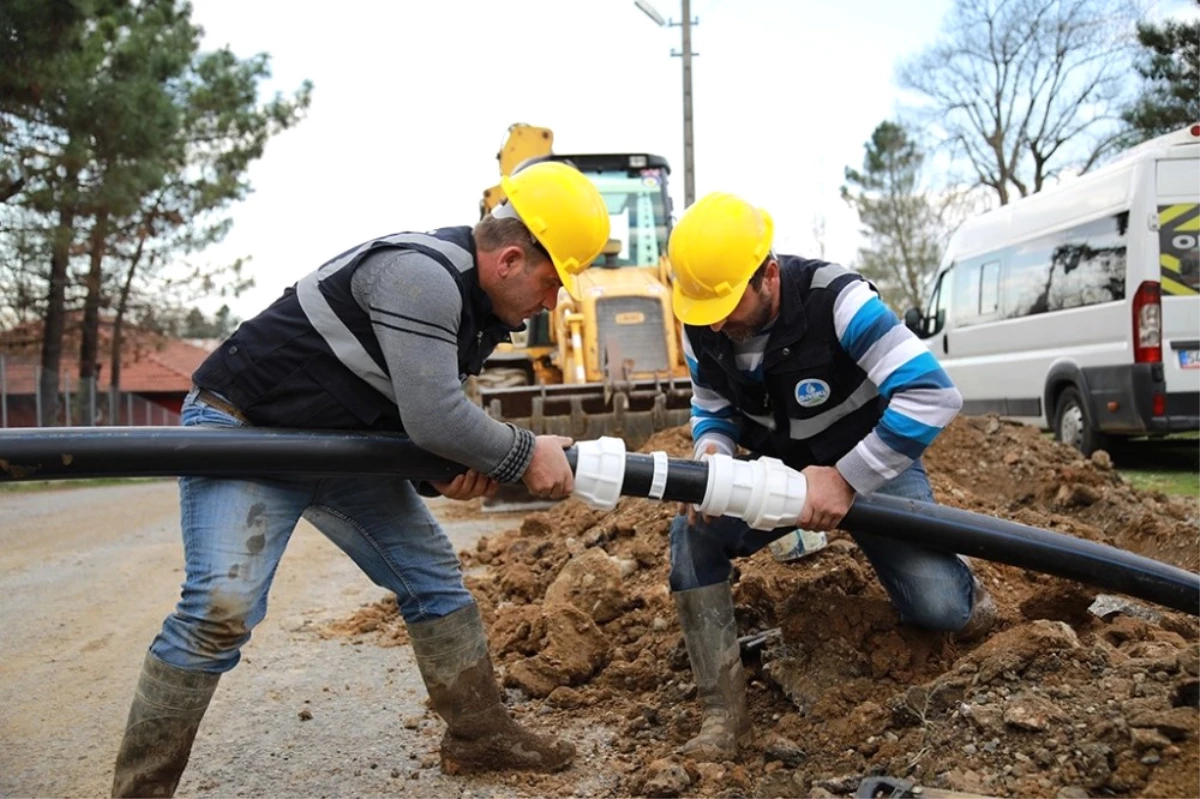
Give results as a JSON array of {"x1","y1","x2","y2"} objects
[
  {"x1": 296, "y1": 232, "x2": 476, "y2": 401},
  {"x1": 788, "y1": 379, "x2": 879, "y2": 439}
]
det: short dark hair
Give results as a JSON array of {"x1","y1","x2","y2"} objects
[{"x1": 474, "y1": 213, "x2": 549, "y2": 265}]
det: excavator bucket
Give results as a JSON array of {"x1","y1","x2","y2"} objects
[
  {"x1": 480, "y1": 379, "x2": 692, "y2": 446},
  {"x1": 474, "y1": 378, "x2": 693, "y2": 511}
]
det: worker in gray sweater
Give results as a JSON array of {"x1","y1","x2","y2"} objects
[{"x1": 111, "y1": 162, "x2": 611, "y2": 797}]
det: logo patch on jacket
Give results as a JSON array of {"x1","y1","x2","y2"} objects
[{"x1": 794, "y1": 379, "x2": 831, "y2": 408}]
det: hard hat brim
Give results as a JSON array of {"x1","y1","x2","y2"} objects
[
  {"x1": 672, "y1": 277, "x2": 748, "y2": 326},
  {"x1": 499, "y1": 164, "x2": 607, "y2": 303},
  {"x1": 556, "y1": 265, "x2": 582, "y2": 301}
]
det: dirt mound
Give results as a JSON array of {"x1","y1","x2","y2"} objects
[
  {"x1": 334, "y1": 416, "x2": 1200, "y2": 798},
  {"x1": 925, "y1": 416, "x2": 1199, "y2": 572}
]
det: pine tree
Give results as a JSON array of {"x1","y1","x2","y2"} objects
[
  {"x1": 841, "y1": 122, "x2": 946, "y2": 312},
  {"x1": 1122, "y1": 14, "x2": 1200, "y2": 143},
  {"x1": 1, "y1": 0, "x2": 310, "y2": 423}
]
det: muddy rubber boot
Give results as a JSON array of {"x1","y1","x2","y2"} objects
[
  {"x1": 408, "y1": 603, "x2": 575, "y2": 775},
  {"x1": 955, "y1": 577, "x2": 998, "y2": 643},
  {"x1": 674, "y1": 582, "x2": 751, "y2": 762},
  {"x1": 112, "y1": 652, "x2": 220, "y2": 798}
]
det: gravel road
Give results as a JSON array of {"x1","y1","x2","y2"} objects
[{"x1": 0, "y1": 481, "x2": 618, "y2": 798}]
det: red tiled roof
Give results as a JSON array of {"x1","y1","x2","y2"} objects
[{"x1": 0, "y1": 318, "x2": 217, "y2": 395}]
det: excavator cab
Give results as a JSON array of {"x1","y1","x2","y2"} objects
[{"x1": 561, "y1": 153, "x2": 672, "y2": 272}]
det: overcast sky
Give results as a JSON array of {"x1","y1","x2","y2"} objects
[{"x1": 184, "y1": 0, "x2": 1190, "y2": 319}]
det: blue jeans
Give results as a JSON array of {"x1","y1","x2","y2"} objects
[
  {"x1": 668, "y1": 459, "x2": 974, "y2": 631},
  {"x1": 149, "y1": 389, "x2": 474, "y2": 673}
]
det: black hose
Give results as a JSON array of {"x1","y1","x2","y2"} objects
[
  {"x1": 0, "y1": 427, "x2": 465, "y2": 483},
  {"x1": 592, "y1": 450, "x2": 709, "y2": 504},
  {"x1": 567, "y1": 448, "x2": 1199, "y2": 615},
  {"x1": 841, "y1": 494, "x2": 1199, "y2": 615},
  {"x1": 4, "y1": 428, "x2": 1197, "y2": 614}
]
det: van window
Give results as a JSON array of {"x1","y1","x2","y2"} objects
[
  {"x1": 980, "y1": 261, "x2": 1001, "y2": 314},
  {"x1": 951, "y1": 263, "x2": 982, "y2": 326},
  {"x1": 1000, "y1": 213, "x2": 1128, "y2": 319},
  {"x1": 921, "y1": 270, "x2": 949, "y2": 336},
  {"x1": 1056, "y1": 213, "x2": 1128, "y2": 308},
  {"x1": 949, "y1": 257, "x2": 1002, "y2": 327},
  {"x1": 1158, "y1": 203, "x2": 1199, "y2": 294}
]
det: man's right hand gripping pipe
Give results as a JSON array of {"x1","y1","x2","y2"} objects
[{"x1": 523, "y1": 434, "x2": 576, "y2": 499}]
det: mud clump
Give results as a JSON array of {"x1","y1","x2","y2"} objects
[
  {"x1": 495, "y1": 602, "x2": 610, "y2": 698},
  {"x1": 544, "y1": 546, "x2": 634, "y2": 624},
  {"x1": 335, "y1": 416, "x2": 1200, "y2": 798}
]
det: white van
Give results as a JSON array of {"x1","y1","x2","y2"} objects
[{"x1": 905, "y1": 125, "x2": 1200, "y2": 454}]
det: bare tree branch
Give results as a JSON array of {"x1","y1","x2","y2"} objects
[
  {"x1": 898, "y1": 0, "x2": 1140, "y2": 204},
  {"x1": 0, "y1": 177, "x2": 26, "y2": 204}
]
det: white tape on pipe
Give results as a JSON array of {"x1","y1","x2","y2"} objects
[{"x1": 648, "y1": 450, "x2": 669, "y2": 499}]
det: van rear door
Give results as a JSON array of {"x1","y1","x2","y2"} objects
[{"x1": 1155, "y1": 156, "x2": 1200, "y2": 398}]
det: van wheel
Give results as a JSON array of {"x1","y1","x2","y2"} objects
[{"x1": 1053, "y1": 386, "x2": 1110, "y2": 456}]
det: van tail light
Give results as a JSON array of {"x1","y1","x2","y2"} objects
[{"x1": 1132, "y1": 281, "x2": 1162, "y2": 364}]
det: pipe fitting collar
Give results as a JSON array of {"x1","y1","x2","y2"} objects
[
  {"x1": 572, "y1": 436, "x2": 627, "y2": 510},
  {"x1": 698, "y1": 454, "x2": 807, "y2": 530},
  {"x1": 648, "y1": 451, "x2": 669, "y2": 500}
]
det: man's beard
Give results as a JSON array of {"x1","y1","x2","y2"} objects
[
  {"x1": 721, "y1": 292, "x2": 773, "y2": 343},
  {"x1": 722, "y1": 324, "x2": 759, "y2": 344}
]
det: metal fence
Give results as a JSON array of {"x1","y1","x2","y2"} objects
[{"x1": 0, "y1": 355, "x2": 181, "y2": 428}]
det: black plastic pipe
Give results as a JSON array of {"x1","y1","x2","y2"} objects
[
  {"x1": 3, "y1": 427, "x2": 1197, "y2": 615},
  {"x1": 583, "y1": 448, "x2": 1200, "y2": 615},
  {"x1": 842, "y1": 493, "x2": 1199, "y2": 615},
  {"x1": 0, "y1": 427, "x2": 466, "y2": 483},
  {"x1": 604, "y1": 450, "x2": 710, "y2": 502}
]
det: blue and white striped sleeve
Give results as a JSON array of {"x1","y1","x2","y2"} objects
[
  {"x1": 683, "y1": 329, "x2": 741, "y2": 459},
  {"x1": 831, "y1": 280, "x2": 963, "y2": 494}
]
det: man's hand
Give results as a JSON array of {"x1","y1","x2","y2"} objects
[
  {"x1": 799, "y1": 465, "x2": 856, "y2": 531},
  {"x1": 522, "y1": 435, "x2": 575, "y2": 499},
  {"x1": 680, "y1": 441, "x2": 720, "y2": 525},
  {"x1": 430, "y1": 470, "x2": 498, "y2": 501}
]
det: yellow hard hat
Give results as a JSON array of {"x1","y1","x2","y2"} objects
[
  {"x1": 668, "y1": 192, "x2": 774, "y2": 326},
  {"x1": 499, "y1": 161, "x2": 610, "y2": 301}
]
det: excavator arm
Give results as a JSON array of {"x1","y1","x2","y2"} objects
[{"x1": 479, "y1": 123, "x2": 554, "y2": 217}]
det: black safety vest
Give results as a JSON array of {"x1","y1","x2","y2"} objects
[
  {"x1": 685, "y1": 256, "x2": 886, "y2": 469},
  {"x1": 192, "y1": 227, "x2": 516, "y2": 430}
]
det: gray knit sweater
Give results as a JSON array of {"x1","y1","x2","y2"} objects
[{"x1": 349, "y1": 247, "x2": 536, "y2": 482}]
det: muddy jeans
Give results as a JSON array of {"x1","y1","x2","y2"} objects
[
  {"x1": 148, "y1": 389, "x2": 474, "y2": 673},
  {"x1": 668, "y1": 459, "x2": 975, "y2": 631}
]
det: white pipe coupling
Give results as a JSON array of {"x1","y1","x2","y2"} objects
[
  {"x1": 697, "y1": 454, "x2": 808, "y2": 530},
  {"x1": 572, "y1": 436, "x2": 627, "y2": 510},
  {"x1": 648, "y1": 450, "x2": 669, "y2": 499}
]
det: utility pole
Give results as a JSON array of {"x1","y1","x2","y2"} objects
[
  {"x1": 634, "y1": 0, "x2": 699, "y2": 206},
  {"x1": 674, "y1": 0, "x2": 697, "y2": 206}
]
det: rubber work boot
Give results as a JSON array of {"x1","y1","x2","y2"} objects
[
  {"x1": 112, "y1": 652, "x2": 220, "y2": 798},
  {"x1": 408, "y1": 603, "x2": 575, "y2": 775},
  {"x1": 674, "y1": 582, "x2": 751, "y2": 761},
  {"x1": 955, "y1": 576, "x2": 998, "y2": 643}
]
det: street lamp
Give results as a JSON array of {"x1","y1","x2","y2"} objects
[
  {"x1": 634, "y1": 0, "x2": 698, "y2": 207},
  {"x1": 633, "y1": 0, "x2": 666, "y2": 26}
]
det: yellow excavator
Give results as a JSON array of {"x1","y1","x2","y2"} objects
[{"x1": 473, "y1": 123, "x2": 692, "y2": 455}]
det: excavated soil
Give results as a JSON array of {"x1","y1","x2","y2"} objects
[{"x1": 331, "y1": 416, "x2": 1200, "y2": 798}]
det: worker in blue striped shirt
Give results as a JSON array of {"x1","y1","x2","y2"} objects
[{"x1": 666, "y1": 192, "x2": 996, "y2": 762}]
